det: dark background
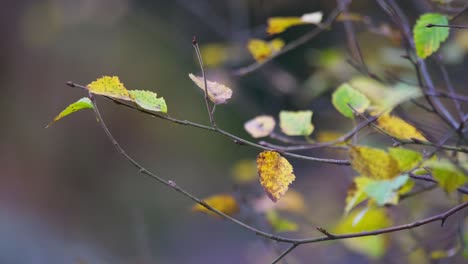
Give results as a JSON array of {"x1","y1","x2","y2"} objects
[{"x1": 1, "y1": 0, "x2": 467, "y2": 263}]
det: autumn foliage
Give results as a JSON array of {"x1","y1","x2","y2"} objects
[{"x1": 48, "y1": 1, "x2": 468, "y2": 263}]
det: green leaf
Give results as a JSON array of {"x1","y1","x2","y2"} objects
[
  {"x1": 388, "y1": 148, "x2": 423, "y2": 171},
  {"x1": 279, "y1": 110, "x2": 314, "y2": 136},
  {"x1": 47, "y1": 97, "x2": 94, "y2": 128},
  {"x1": 129, "y1": 90, "x2": 167, "y2": 113},
  {"x1": 425, "y1": 159, "x2": 467, "y2": 192},
  {"x1": 364, "y1": 174, "x2": 409, "y2": 206},
  {"x1": 266, "y1": 210, "x2": 298, "y2": 232},
  {"x1": 332, "y1": 83, "x2": 370, "y2": 119},
  {"x1": 413, "y1": 13, "x2": 449, "y2": 59}
]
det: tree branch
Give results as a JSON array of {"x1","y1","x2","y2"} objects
[{"x1": 234, "y1": 1, "x2": 350, "y2": 76}]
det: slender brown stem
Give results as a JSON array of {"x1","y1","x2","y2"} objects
[
  {"x1": 192, "y1": 37, "x2": 217, "y2": 128},
  {"x1": 426, "y1": 24, "x2": 468, "y2": 29},
  {"x1": 67, "y1": 81, "x2": 349, "y2": 165},
  {"x1": 234, "y1": 1, "x2": 350, "y2": 76}
]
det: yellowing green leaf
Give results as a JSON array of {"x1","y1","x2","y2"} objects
[
  {"x1": 413, "y1": 13, "x2": 449, "y2": 59},
  {"x1": 247, "y1": 38, "x2": 284, "y2": 62},
  {"x1": 266, "y1": 210, "x2": 298, "y2": 232},
  {"x1": 244, "y1": 115, "x2": 276, "y2": 138},
  {"x1": 231, "y1": 159, "x2": 258, "y2": 183},
  {"x1": 345, "y1": 176, "x2": 372, "y2": 214},
  {"x1": 188, "y1": 73, "x2": 233, "y2": 104},
  {"x1": 334, "y1": 207, "x2": 392, "y2": 259},
  {"x1": 348, "y1": 77, "x2": 422, "y2": 112},
  {"x1": 47, "y1": 97, "x2": 94, "y2": 128},
  {"x1": 388, "y1": 147, "x2": 423, "y2": 171},
  {"x1": 192, "y1": 194, "x2": 239, "y2": 217},
  {"x1": 364, "y1": 174, "x2": 409, "y2": 206},
  {"x1": 279, "y1": 110, "x2": 314, "y2": 136},
  {"x1": 128, "y1": 90, "x2": 167, "y2": 113},
  {"x1": 332, "y1": 83, "x2": 370, "y2": 118},
  {"x1": 267, "y1": 11, "x2": 323, "y2": 35},
  {"x1": 257, "y1": 151, "x2": 296, "y2": 202},
  {"x1": 425, "y1": 159, "x2": 467, "y2": 192},
  {"x1": 349, "y1": 146, "x2": 400, "y2": 180},
  {"x1": 378, "y1": 114, "x2": 426, "y2": 141},
  {"x1": 87, "y1": 76, "x2": 133, "y2": 101}
]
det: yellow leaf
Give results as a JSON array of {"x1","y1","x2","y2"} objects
[
  {"x1": 267, "y1": 11, "x2": 323, "y2": 35},
  {"x1": 192, "y1": 194, "x2": 239, "y2": 217},
  {"x1": 231, "y1": 159, "x2": 258, "y2": 183},
  {"x1": 188, "y1": 73, "x2": 233, "y2": 104},
  {"x1": 87, "y1": 76, "x2": 133, "y2": 101},
  {"x1": 334, "y1": 207, "x2": 392, "y2": 259},
  {"x1": 349, "y1": 146, "x2": 400, "y2": 180},
  {"x1": 247, "y1": 38, "x2": 284, "y2": 62},
  {"x1": 257, "y1": 151, "x2": 296, "y2": 202},
  {"x1": 244, "y1": 115, "x2": 276, "y2": 138},
  {"x1": 378, "y1": 114, "x2": 427, "y2": 141},
  {"x1": 267, "y1": 17, "x2": 305, "y2": 35}
]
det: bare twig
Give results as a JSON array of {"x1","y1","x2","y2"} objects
[
  {"x1": 67, "y1": 82, "x2": 350, "y2": 166},
  {"x1": 234, "y1": 1, "x2": 350, "y2": 76},
  {"x1": 426, "y1": 24, "x2": 468, "y2": 29},
  {"x1": 192, "y1": 37, "x2": 217, "y2": 128}
]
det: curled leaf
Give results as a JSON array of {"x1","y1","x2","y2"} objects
[
  {"x1": 244, "y1": 115, "x2": 276, "y2": 138},
  {"x1": 87, "y1": 76, "x2": 133, "y2": 101},
  {"x1": 129, "y1": 90, "x2": 167, "y2": 113},
  {"x1": 279, "y1": 110, "x2": 314, "y2": 136},
  {"x1": 247, "y1": 38, "x2": 284, "y2": 62},
  {"x1": 188, "y1": 73, "x2": 233, "y2": 104},
  {"x1": 192, "y1": 194, "x2": 239, "y2": 217},
  {"x1": 257, "y1": 151, "x2": 296, "y2": 202},
  {"x1": 47, "y1": 97, "x2": 94, "y2": 128}
]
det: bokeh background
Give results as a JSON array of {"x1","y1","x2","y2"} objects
[{"x1": 1, "y1": 0, "x2": 468, "y2": 263}]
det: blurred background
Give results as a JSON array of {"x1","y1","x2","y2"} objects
[{"x1": 1, "y1": 0, "x2": 468, "y2": 263}]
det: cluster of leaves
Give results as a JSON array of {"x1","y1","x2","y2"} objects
[{"x1": 48, "y1": 5, "x2": 468, "y2": 263}]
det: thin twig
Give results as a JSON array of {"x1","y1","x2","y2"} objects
[
  {"x1": 271, "y1": 243, "x2": 298, "y2": 264},
  {"x1": 426, "y1": 24, "x2": 468, "y2": 29},
  {"x1": 234, "y1": 1, "x2": 350, "y2": 76},
  {"x1": 192, "y1": 37, "x2": 217, "y2": 128},
  {"x1": 79, "y1": 88, "x2": 468, "y2": 264},
  {"x1": 67, "y1": 82, "x2": 351, "y2": 166}
]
